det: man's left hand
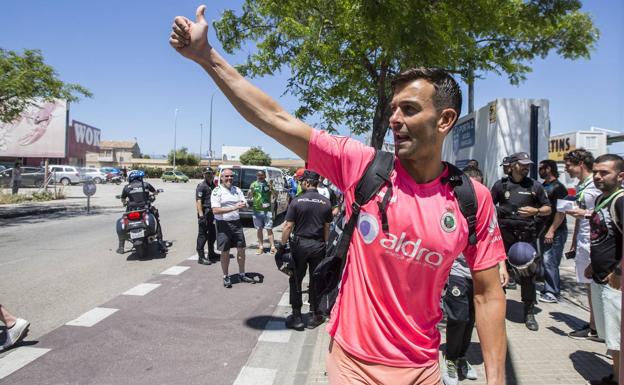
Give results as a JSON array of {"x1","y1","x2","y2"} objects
[
  {"x1": 517, "y1": 206, "x2": 537, "y2": 218},
  {"x1": 543, "y1": 230, "x2": 554, "y2": 244}
]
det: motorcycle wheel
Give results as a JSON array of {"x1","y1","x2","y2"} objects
[
  {"x1": 114, "y1": 179, "x2": 121, "y2": 185},
  {"x1": 135, "y1": 240, "x2": 147, "y2": 259}
]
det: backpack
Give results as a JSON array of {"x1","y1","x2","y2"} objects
[
  {"x1": 312, "y1": 151, "x2": 478, "y2": 315},
  {"x1": 608, "y1": 190, "x2": 624, "y2": 234}
]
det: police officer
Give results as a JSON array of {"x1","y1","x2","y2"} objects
[
  {"x1": 117, "y1": 170, "x2": 165, "y2": 254},
  {"x1": 491, "y1": 152, "x2": 551, "y2": 331},
  {"x1": 279, "y1": 170, "x2": 333, "y2": 330},
  {"x1": 196, "y1": 167, "x2": 219, "y2": 265}
]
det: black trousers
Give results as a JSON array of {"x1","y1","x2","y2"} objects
[
  {"x1": 289, "y1": 237, "x2": 326, "y2": 313},
  {"x1": 196, "y1": 211, "x2": 216, "y2": 258},
  {"x1": 444, "y1": 275, "x2": 475, "y2": 360},
  {"x1": 500, "y1": 227, "x2": 537, "y2": 307}
]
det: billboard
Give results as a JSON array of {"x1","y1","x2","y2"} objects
[
  {"x1": 0, "y1": 99, "x2": 68, "y2": 158},
  {"x1": 548, "y1": 133, "x2": 576, "y2": 161},
  {"x1": 68, "y1": 120, "x2": 100, "y2": 157}
]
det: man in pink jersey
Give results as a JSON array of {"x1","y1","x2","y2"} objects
[{"x1": 169, "y1": 6, "x2": 507, "y2": 384}]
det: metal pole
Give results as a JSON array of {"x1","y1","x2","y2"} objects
[
  {"x1": 173, "y1": 108, "x2": 179, "y2": 168},
  {"x1": 199, "y1": 123, "x2": 203, "y2": 166},
  {"x1": 209, "y1": 92, "x2": 215, "y2": 167}
]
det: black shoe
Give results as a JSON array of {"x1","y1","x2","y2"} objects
[
  {"x1": 223, "y1": 276, "x2": 232, "y2": 288},
  {"x1": 285, "y1": 314, "x2": 305, "y2": 330},
  {"x1": 198, "y1": 257, "x2": 212, "y2": 265},
  {"x1": 116, "y1": 246, "x2": 124, "y2": 254},
  {"x1": 588, "y1": 374, "x2": 617, "y2": 385},
  {"x1": 209, "y1": 253, "x2": 220, "y2": 262},
  {"x1": 525, "y1": 313, "x2": 539, "y2": 331},
  {"x1": 306, "y1": 312, "x2": 325, "y2": 329},
  {"x1": 239, "y1": 274, "x2": 256, "y2": 284}
]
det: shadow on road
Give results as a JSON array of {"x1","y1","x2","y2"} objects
[
  {"x1": 244, "y1": 315, "x2": 287, "y2": 331},
  {"x1": 0, "y1": 207, "x2": 120, "y2": 227},
  {"x1": 549, "y1": 311, "x2": 587, "y2": 331},
  {"x1": 570, "y1": 350, "x2": 612, "y2": 382}
]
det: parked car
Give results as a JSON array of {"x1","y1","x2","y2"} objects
[
  {"x1": 161, "y1": 171, "x2": 189, "y2": 183},
  {"x1": 216, "y1": 165, "x2": 289, "y2": 220},
  {"x1": 100, "y1": 167, "x2": 120, "y2": 175},
  {"x1": 79, "y1": 167, "x2": 107, "y2": 184},
  {"x1": 0, "y1": 167, "x2": 46, "y2": 188},
  {"x1": 48, "y1": 165, "x2": 81, "y2": 185}
]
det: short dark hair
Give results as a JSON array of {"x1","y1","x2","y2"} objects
[
  {"x1": 462, "y1": 165, "x2": 483, "y2": 182},
  {"x1": 391, "y1": 68, "x2": 462, "y2": 119},
  {"x1": 594, "y1": 154, "x2": 624, "y2": 173},
  {"x1": 563, "y1": 148, "x2": 594, "y2": 170},
  {"x1": 540, "y1": 159, "x2": 559, "y2": 178}
]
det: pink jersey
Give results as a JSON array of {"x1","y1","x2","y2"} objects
[{"x1": 308, "y1": 130, "x2": 506, "y2": 367}]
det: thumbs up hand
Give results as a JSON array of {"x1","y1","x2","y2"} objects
[{"x1": 170, "y1": 5, "x2": 210, "y2": 62}]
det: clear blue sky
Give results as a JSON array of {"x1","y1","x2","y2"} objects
[{"x1": 2, "y1": 1, "x2": 622, "y2": 158}]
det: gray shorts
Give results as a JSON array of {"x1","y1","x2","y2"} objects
[
  {"x1": 590, "y1": 281, "x2": 621, "y2": 351},
  {"x1": 216, "y1": 220, "x2": 246, "y2": 252},
  {"x1": 252, "y1": 210, "x2": 273, "y2": 230}
]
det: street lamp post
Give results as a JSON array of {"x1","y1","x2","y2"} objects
[
  {"x1": 199, "y1": 123, "x2": 203, "y2": 166},
  {"x1": 173, "y1": 108, "x2": 179, "y2": 168},
  {"x1": 209, "y1": 91, "x2": 216, "y2": 167}
]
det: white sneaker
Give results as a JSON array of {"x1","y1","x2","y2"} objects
[
  {"x1": 442, "y1": 355, "x2": 459, "y2": 385},
  {"x1": 1, "y1": 318, "x2": 30, "y2": 351},
  {"x1": 458, "y1": 357, "x2": 478, "y2": 380}
]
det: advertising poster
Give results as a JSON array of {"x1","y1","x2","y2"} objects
[{"x1": 0, "y1": 99, "x2": 68, "y2": 158}]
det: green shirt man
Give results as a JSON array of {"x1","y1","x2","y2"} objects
[{"x1": 249, "y1": 179, "x2": 274, "y2": 212}]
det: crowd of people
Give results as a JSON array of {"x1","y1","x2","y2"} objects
[{"x1": 169, "y1": 6, "x2": 621, "y2": 384}]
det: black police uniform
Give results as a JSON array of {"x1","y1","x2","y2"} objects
[
  {"x1": 196, "y1": 179, "x2": 218, "y2": 262},
  {"x1": 285, "y1": 187, "x2": 333, "y2": 315},
  {"x1": 118, "y1": 180, "x2": 163, "y2": 251},
  {"x1": 491, "y1": 176, "x2": 550, "y2": 309}
]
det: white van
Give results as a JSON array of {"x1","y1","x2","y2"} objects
[{"x1": 217, "y1": 165, "x2": 289, "y2": 219}]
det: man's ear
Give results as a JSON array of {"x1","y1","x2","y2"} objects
[{"x1": 437, "y1": 108, "x2": 458, "y2": 136}]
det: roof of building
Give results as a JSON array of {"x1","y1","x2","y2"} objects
[{"x1": 99, "y1": 140, "x2": 138, "y2": 149}]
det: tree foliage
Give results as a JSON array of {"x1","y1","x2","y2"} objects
[
  {"x1": 214, "y1": 0, "x2": 598, "y2": 148},
  {"x1": 168, "y1": 147, "x2": 200, "y2": 166},
  {"x1": 239, "y1": 147, "x2": 272, "y2": 166},
  {"x1": 0, "y1": 48, "x2": 92, "y2": 124}
]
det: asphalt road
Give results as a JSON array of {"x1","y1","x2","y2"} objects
[{"x1": 0, "y1": 180, "x2": 295, "y2": 384}]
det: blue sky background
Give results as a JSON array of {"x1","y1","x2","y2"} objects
[{"x1": 1, "y1": 1, "x2": 622, "y2": 158}]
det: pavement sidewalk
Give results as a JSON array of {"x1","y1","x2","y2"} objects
[{"x1": 296, "y1": 257, "x2": 612, "y2": 385}]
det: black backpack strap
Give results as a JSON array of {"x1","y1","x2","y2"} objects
[
  {"x1": 443, "y1": 163, "x2": 478, "y2": 245},
  {"x1": 337, "y1": 150, "x2": 395, "y2": 260}
]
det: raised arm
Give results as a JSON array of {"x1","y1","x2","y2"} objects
[{"x1": 169, "y1": 5, "x2": 312, "y2": 160}]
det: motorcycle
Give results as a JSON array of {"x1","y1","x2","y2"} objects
[
  {"x1": 106, "y1": 173, "x2": 123, "y2": 185},
  {"x1": 115, "y1": 189, "x2": 165, "y2": 258}
]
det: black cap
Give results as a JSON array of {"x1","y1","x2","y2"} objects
[
  {"x1": 302, "y1": 170, "x2": 320, "y2": 182},
  {"x1": 202, "y1": 167, "x2": 214, "y2": 174},
  {"x1": 508, "y1": 152, "x2": 534, "y2": 165},
  {"x1": 500, "y1": 157, "x2": 510, "y2": 166}
]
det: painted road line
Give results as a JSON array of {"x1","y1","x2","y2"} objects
[
  {"x1": 277, "y1": 290, "x2": 290, "y2": 307},
  {"x1": 233, "y1": 366, "x2": 277, "y2": 385},
  {"x1": 160, "y1": 266, "x2": 190, "y2": 275},
  {"x1": 258, "y1": 319, "x2": 292, "y2": 343},
  {"x1": 65, "y1": 307, "x2": 118, "y2": 327},
  {"x1": 122, "y1": 283, "x2": 161, "y2": 296},
  {"x1": 0, "y1": 347, "x2": 51, "y2": 380},
  {"x1": 187, "y1": 254, "x2": 198, "y2": 261}
]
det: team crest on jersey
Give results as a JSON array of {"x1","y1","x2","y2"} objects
[
  {"x1": 358, "y1": 212, "x2": 380, "y2": 244},
  {"x1": 504, "y1": 191, "x2": 511, "y2": 200},
  {"x1": 198, "y1": 192, "x2": 203, "y2": 197},
  {"x1": 451, "y1": 286, "x2": 461, "y2": 297},
  {"x1": 441, "y1": 211, "x2": 457, "y2": 232}
]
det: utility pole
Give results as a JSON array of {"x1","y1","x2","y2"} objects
[
  {"x1": 199, "y1": 123, "x2": 203, "y2": 166},
  {"x1": 209, "y1": 92, "x2": 215, "y2": 167},
  {"x1": 173, "y1": 108, "x2": 179, "y2": 168}
]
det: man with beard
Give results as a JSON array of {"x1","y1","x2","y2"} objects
[
  {"x1": 586, "y1": 154, "x2": 623, "y2": 385},
  {"x1": 491, "y1": 152, "x2": 551, "y2": 331},
  {"x1": 537, "y1": 159, "x2": 568, "y2": 303},
  {"x1": 169, "y1": 7, "x2": 507, "y2": 383}
]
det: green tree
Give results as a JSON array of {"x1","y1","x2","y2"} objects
[
  {"x1": 214, "y1": 0, "x2": 598, "y2": 148},
  {"x1": 168, "y1": 147, "x2": 200, "y2": 166},
  {"x1": 0, "y1": 49, "x2": 92, "y2": 124},
  {"x1": 239, "y1": 147, "x2": 272, "y2": 166}
]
